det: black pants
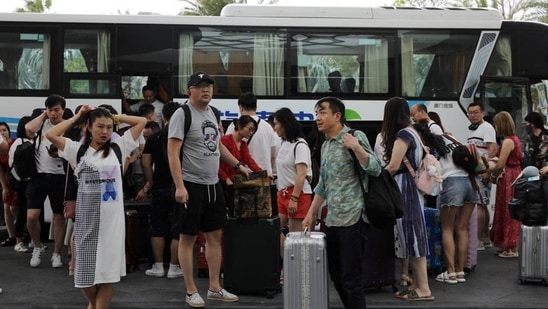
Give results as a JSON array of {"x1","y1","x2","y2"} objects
[
  {"x1": 14, "y1": 180, "x2": 28, "y2": 238},
  {"x1": 326, "y1": 220, "x2": 369, "y2": 309}
]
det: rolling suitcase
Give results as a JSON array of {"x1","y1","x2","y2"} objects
[
  {"x1": 424, "y1": 207, "x2": 443, "y2": 275},
  {"x1": 363, "y1": 226, "x2": 397, "y2": 291},
  {"x1": 125, "y1": 209, "x2": 140, "y2": 272},
  {"x1": 223, "y1": 217, "x2": 280, "y2": 298},
  {"x1": 465, "y1": 205, "x2": 478, "y2": 272},
  {"x1": 518, "y1": 225, "x2": 548, "y2": 284},
  {"x1": 283, "y1": 231, "x2": 328, "y2": 309}
]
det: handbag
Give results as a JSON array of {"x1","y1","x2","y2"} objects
[
  {"x1": 63, "y1": 164, "x2": 76, "y2": 219},
  {"x1": 348, "y1": 129, "x2": 403, "y2": 229},
  {"x1": 232, "y1": 170, "x2": 272, "y2": 218}
]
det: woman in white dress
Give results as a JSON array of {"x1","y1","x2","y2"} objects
[{"x1": 46, "y1": 105, "x2": 146, "y2": 309}]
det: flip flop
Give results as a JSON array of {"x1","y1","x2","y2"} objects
[
  {"x1": 403, "y1": 290, "x2": 435, "y2": 301},
  {"x1": 498, "y1": 251, "x2": 519, "y2": 258}
]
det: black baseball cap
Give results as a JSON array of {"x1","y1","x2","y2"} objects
[{"x1": 187, "y1": 72, "x2": 215, "y2": 89}]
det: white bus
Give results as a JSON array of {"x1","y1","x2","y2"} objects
[{"x1": 1, "y1": 4, "x2": 547, "y2": 142}]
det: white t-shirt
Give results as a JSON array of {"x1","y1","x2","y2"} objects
[
  {"x1": 130, "y1": 100, "x2": 164, "y2": 127},
  {"x1": 427, "y1": 120, "x2": 444, "y2": 135},
  {"x1": 38, "y1": 119, "x2": 65, "y2": 174},
  {"x1": 275, "y1": 138, "x2": 312, "y2": 193},
  {"x1": 226, "y1": 116, "x2": 278, "y2": 174},
  {"x1": 373, "y1": 132, "x2": 387, "y2": 166},
  {"x1": 439, "y1": 134, "x2": 469, "y2": 179},
  {"x1": 467, "y1": 121, "x2": 496, "y2": 158}
]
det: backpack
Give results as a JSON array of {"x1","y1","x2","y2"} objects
[
  {"x1": 181, "y1": 103, "x2": 221, "y2": 136},
  {"x1": 12, "y1": 119, "x2": 46, "y2": 181},
  {"x1": 12, "y1": 138, "x2": 38, "y2": 181},
  {"x1": 348, "y1": 129, "x2": 403, "y2": 229},
  {"x1": 404, "y1": 129, "x2": 443, "y2": 196},
  {"x1": 443, "y1": 134, "x2": 488, "y2": 175}
]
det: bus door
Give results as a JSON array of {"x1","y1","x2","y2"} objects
[{"x1": 477, "y1": 75, "x2": 532, "y2": 142}]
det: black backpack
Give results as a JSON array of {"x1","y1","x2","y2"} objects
[
  {"x1": 452, "y1": 145, "x2": 476, "y2": 174},
  {"x1": 348, "y1": 129, "x2": 403, "y2": 229},
  {"x1": 12, "y1": 138, "x2": 38, "y2": 180}
]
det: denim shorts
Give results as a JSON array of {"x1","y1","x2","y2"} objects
[{"x1": 438, "y1": 176, "x2": 480, "y2": 208}]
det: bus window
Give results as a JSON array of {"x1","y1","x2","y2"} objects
[
  {"x1": 66, "y1": 75, "x2": 118, "y2": 97},
  {"x1": 64, "y1": 29, "x2": 111, "y2": 95},
  {"x1": 400, "y1": 30, "x2": 479, "y2": 98},
  {"x1": 64, "y1": 30, "x2": 110, "y2": 73},
  {"x1": 0, "y1": 32, "x2": 50, "y2": 90},
  {"x1": 290, "y1": 32, "x2": 391, "y2": 95},
  {"x1": 531, "y1": 81, "x2": 548, "y2": 121},
  {"x1": 485, "y1": 35, "x2": 512, "y2": 76},
  {"x1": 178, "y1": 27, "x2": 286, "y2": 97}
]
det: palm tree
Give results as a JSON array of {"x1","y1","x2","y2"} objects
[{"x1": 16, "y1": 0, "x2": 52, "y2": 13}]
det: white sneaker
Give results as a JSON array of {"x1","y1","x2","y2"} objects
[
  {"x1": 207, "y1": 288, "x2": 239, "y2": 302},
  {"x1": 145, "y1": 264, "x2": 165, "y2": 278},
  {"x1": 30, "y1": 247, "x2": 45, "y2": 268},
  {"x1": 29, "y1": 242, "x2": 47, "y2": 250},
  {"x1": 14, "y1": 242, "x2": 30, "y2": 253},
  {"x1": 185, "y1": 292, "x2": 205, "y2": 308},
  {"x1": 477, "y1": 242, "x2": 485, "y2": 251},
  {"x1": 51, "y1": 253, "x2": 63, "y2": 268},
  {"x1": 167, "y1": 264, "x2": 183, "y2": 279}
]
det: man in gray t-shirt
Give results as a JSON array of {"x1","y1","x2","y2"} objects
[{"x1": 167, "y1": 71, "x2": 248, "y2": 307}]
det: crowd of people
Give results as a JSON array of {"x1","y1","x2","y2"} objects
[{"x1": 1, "y1": 70, "x2": 547, "y2": 309}]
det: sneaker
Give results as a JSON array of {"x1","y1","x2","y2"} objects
[
  {"x1": 145, "y1": 264, "x2": 165, "y2": 278},
  {"x1": 477, "y1": 242, "x2": 485, "y2": 251},
  {"x1": 207, "y1": 288, "x2": 239, "y2": 302},
  {"x1": 167, "y1": 264, "x2": 183, "y2": 279},
  {"x1": 185, "y1": 293, "x2": 205, "y2": 308},
  {"x1": 51, "y1": 253, "x2": 63, "y2": 268},
  {"x1": 30, "y1": 247, "x2": 45, "y2": 268},
  {"x1": 14, "y1": 242, "x2": 31, "y2": 253}
]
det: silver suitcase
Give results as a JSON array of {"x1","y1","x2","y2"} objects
[
  {"x1": 283, "y1": 231, "x2": 328, "y2": 309},
  {"x1": 518, "y1": 225, "x2": 548, "y2": 284}
]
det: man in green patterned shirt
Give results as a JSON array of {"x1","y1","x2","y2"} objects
[{"x1": 302, "y1": 97, "x2": 381, "y2": 309}]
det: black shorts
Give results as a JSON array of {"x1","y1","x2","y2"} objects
[
  {"x1": 150, "y1": 187, "x2": 179, "y2": 239},
  {"x1": 26, "y1": 173, "x2": 65, "y2": 214},
  {"x1": 177, "y1": 181, "x2": 227, "y2": 235}
]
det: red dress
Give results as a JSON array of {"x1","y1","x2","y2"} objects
[
  {"x1": 492, "y1": 135, "x2": 522, "y2": 251},
  {"x1": 0, "y1": 139, "x2": 18, "y2": 205},
  {"x1": 218, "y1": 134, "x2": 263, "y2": 182}
]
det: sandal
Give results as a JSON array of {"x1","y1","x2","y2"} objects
[
  {"x1": 395, "y1": 288, "x2": 412, "y2": 298},
  {"x1": 455, "y1": 271, "x2": 466, "y2": 283},
  {"x1": 400, "y1": 273, "x2": 413, "y2": 287},
  {"x1": 403, "y1": 290, "x2": 435, "y2": 301},
  {"x1": 0, "y1": 237, "x2": 15, "y2": 247},
  {"x1": 435, "y1": 271, "x2": 458, "y2": 284},
  {"x1": 498, "y1": 251, "x2": 519, "y2": 258}
]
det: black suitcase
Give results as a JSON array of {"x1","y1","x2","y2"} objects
[
  {"x1": 223, "y1": 216, "x2": 281, "y2": 298},
  {"x1": 363, "y1": 226, "x2": 397, "y2": 292}
]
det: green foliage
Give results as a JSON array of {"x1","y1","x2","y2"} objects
[
  {"x1": 392, "y1": 0, "x2": 548, "y2": 21},
  {"x1": 16, "y1": 0, "x2": 52, "y2": 13},
  {"x1": 182, "y1": 0, "x2": 246, "y2": 16}
]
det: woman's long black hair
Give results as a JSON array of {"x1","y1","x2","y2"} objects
[{"x1": 273, "y1": 107, "x2": 304, "y2": 142}]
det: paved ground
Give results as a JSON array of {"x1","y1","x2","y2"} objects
[{"x1": 1, "y1": 227, "x2": 548, "y2": 309}]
